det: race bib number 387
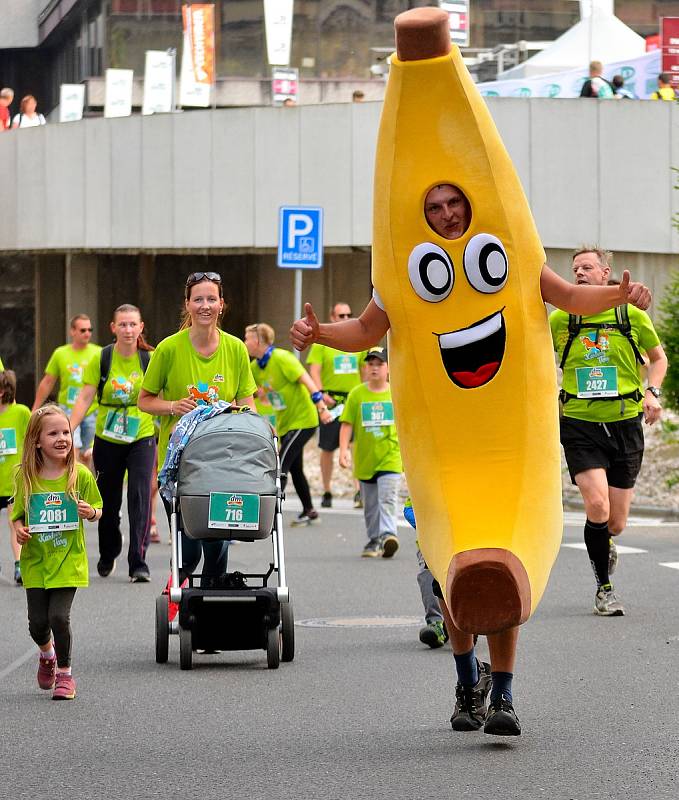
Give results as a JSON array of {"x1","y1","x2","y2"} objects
[{"x1": 28, "y1": 492, "x2": 79, "y2": 533}]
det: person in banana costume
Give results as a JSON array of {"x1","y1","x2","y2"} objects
[{"x1": 290, "y1": 7, "x2": 651, "y2": 736}]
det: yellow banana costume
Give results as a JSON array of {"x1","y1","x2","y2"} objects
[{"x1": 373, "y1": 8, "x2": 562, "y2": 633}]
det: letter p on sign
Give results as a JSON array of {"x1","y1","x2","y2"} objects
[{"x1": 278, "y1": 206, "x2": 324, "y2": 269}]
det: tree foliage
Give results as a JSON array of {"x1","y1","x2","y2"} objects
[{"x1": 657, "y1": 269, "x2": 679, "y2": 413}]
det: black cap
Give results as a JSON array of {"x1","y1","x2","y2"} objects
[{"x1": 364, "y1": 347, "x2": 387, "y2": 363}]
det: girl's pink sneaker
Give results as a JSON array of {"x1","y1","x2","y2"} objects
[
  {"x1": 37, "y1": 655, "x2": 56, "y2": 690},
  {"x1": 52, "y1": 672, "x2": 76, "y2": 700}
]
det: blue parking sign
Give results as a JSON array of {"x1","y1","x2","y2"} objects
[{"x1": 278, "y1": 206, "x2": 324, "y2": 269}]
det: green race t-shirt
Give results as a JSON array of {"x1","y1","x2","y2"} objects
[
  {"x1": 0, "y1": 403, "x2": 31, "y2": 497},
  {"x1": 306, "y1": 344, "x2": 368, "y2": 395},
  {"x1": 0, "y1": 356, "x2": 4, "y2": 370},
  {"x1": 12, "y1": 464, "x2": 102, "y2": 589},
  {"x1": 339, "y1": 383, "x2": 402, "y2": 480},
  {"x1": 83, "y1": 349, "x2": 156, "y2": 444},
  {"x1": 250, "y1": 348, "x2": 318, "y2": 438},
  {"x1": 550, "y1": 306, "x2": 660, "y2": 423},
  {"x1": 142, "y1": 329, "x2": 257, "y2": 471},
  {"x1": 44, "y1": 343, "x2": 101, "y2": 414}
]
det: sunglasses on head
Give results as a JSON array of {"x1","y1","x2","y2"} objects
[
  {"x1": 337, "y1": 312, "x2": 352, "y2": 319},
  {"x1": 186, "y1": 271, "x2": 222, "y2": 287}
]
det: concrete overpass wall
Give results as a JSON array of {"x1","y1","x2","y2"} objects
[{"x1": 1, "y1": 97, "x2": 678, "y2": 256}]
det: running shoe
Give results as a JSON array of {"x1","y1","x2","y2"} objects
[
  {"x1": 450, "y1": 661, "x2": 492, "y2": 731},
  {"x1": 52, "y1": 672, "x2": 76, "y2": 701},
  {"x1": 290, "y1": 509, "x2": 319, "y2": 526},
  {"x1": 381, "y1": 534, "x2": 399, "y2": 558},
  {"x1": 14, "y1": 561, "x2": 22, "y2": 585},
  {"x1": 484, "y1": 694, "x2": 521, "y2": 736},
  {"x1": 130, "y1": 569, "x2": 151, "y2": 583},
  {"x1": 608, "y1": 537, "x2": 618, "y2": 576},
  {"x1": 353, "y1": 491, "x2": 363, "y2": 509},
  {"x1": 594, "y1": 584, "x2": 625, "y2": 616},
  {"x1": 37, "y1": 655, "x2": 56, "y2": 690},
  {"x1": 321, "y1": 492, "x2": 333, "y2": 508},
  {"x1": 361, "y1": 540, "x2": 383, "y2": 557},
  {"x1": 97, "y1": 559, "x2": 116, "y2": 578},
  {"x1": 419, "y1": 620, "x2": 447, "y2": 649}
]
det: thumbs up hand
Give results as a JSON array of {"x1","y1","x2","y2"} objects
[
  {"x1": 290, "y1": 303, "x2": 320, "y2": 351},
  {"x1": 618, "y1": 270, "x2": 651, "y2": 311}
]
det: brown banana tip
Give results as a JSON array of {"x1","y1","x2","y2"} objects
[{"x1": 394, "y1": 7, "x2": 451, "y2": 62}]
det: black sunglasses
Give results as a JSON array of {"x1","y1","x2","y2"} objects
[
  {"x1": 186, "y1": 271, "x2": 222, "y2": 287},
  {"x1": 337, "y1": 312, "x2": 353, "y2": 319},
  {"x1": 79, "y1": 327, "x2": 93, "y2": 333}
]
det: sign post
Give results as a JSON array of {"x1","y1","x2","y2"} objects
[{"x1": 277, "y1": 206, "x2": 324, "y2": 357}]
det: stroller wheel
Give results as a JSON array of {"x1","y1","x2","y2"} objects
[
  {"x1": 155, "y1": 595, "x2": 169, "y2": 664},
  {"x1": 266, "y1": 625, "x2": 280, "y2": 669},
  {"x1": 179, "y1": 624, "x2": 193, "y2": 670},
  {"x1": 281, "y1": 601, "x2": 295, "y2": 663}
]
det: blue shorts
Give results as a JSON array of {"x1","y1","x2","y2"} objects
[{"x1": 60, "y1": 405, "x2": 96, "y2": 451}]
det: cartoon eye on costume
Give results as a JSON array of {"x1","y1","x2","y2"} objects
[
  {"x1": 408, "y1": 243, "x2": 454, "y2": 303},
  {"x1": 463, "y1": 234, "x2": 508, "y2": 294}
]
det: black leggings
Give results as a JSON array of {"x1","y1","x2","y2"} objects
[
  {"x1": 26, "y1": 587, "x2": 77, "y2": 669},
  {"x1": 279, "y1": 427, "x2": 317, "y2": 512},
  {"x1": 93, "y1": 435, "x2": 156, "y2": 576},
  {"x1": 160, "y1": 491, "x2": 228, "y2": 586}
]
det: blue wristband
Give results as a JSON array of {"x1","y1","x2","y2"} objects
[{"x1": 311, "y1": 391, "x2": 323, "y2": 404}]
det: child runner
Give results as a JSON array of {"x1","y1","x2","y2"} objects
[
  {"x1": 11, "y1": 404, "x2": 102, "y2": 700},
  {"x1": 403, "y1": 496, "x2": 447, "y2": 648},
  {"x1": 339, "y1": 347, "x2": 402, "y2": 557},
  {"x1": 0, "y1": 370, "x2": 31, "y2": 584}
]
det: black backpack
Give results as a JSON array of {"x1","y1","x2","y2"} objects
[
  {"x1": 97, "y1": 344, "x2": 151, "y2": 404},
  {"x1": 558, "y1": 304, "x2": 646, "y2": 410}
]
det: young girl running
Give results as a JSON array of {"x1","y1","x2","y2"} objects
[
  {"x1": 0, "y1": 370, "x2": 31, "y2": 584},
  {"x1": 12, "y1": 404, "x2": 102, "y2": 700}
]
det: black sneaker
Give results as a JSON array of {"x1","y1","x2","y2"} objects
[
  {"x1": 450, "y1": 661, "x2": 492, "y2": 731},
  {"x1": 483, "y1": 695, "x2": 521, "y2": 736},
  {"x1": 381, "y1": 534, "x2": 399, "y2": 558},
  {"x1": 130, "y1": 569, "x2": 151, "y2": 583},
  {"x1": 291, "y1": 509, "x2": 319, "y2": 526},
  {"x1": 97, "y1": 559, "x2": 116, "y2": 578},
  {"x1": 321, "y1": 492, "x2": 333, "y2": 508}
]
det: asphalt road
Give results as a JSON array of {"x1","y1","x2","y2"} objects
[{"x1": 1, "y1": 502, "x2": 678, "y2": 800}]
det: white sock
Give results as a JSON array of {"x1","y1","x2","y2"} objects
[
  {"x1": 56, "y1": 667, "x2": 71, "y2": 676},
  {"x1": 41, "y1": 646, "x2": 55, "y2": 660}
]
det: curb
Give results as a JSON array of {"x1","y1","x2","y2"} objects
[{"x1": 563, "y1": 496, "x2": 679, "y2": 521}]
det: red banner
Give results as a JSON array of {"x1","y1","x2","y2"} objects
[
  {"x1": 182, "y1": 4, "x2": 215, "y2": 85},
  {"x1": 661, "y1": 17, "x2": 679, "y2": 90}
]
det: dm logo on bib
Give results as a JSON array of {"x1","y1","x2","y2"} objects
[
  {"x1": 227, "y1": 495, "x2": 244, "y2": 508},
  {"x1": 45, "y1": 493, "x2": 63, "y2": 507},
  {"x1": 589, "y1": 367, "x2": 604, "y2": 378},
  {"x1": 187, "y1": 382, "x2": 219, "y2": 405}
]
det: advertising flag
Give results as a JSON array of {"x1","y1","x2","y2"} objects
[
  {"x1": 180, "y1": 3, "x2": 215, "y2": 108},
  {"x1": 661, "y1": 17, "x2": 679, "y2": 90},
  {"x1": 143, "y1": 50, "x2": 175, "y2": 115},
  {"x1": 264, "y1": 0, "x2": 294, "y2": 66},
  {"x1": 59, "y1": 84, "x2": 85, "y2": 123},
  {"x1": 104, "y1": 69, "x2": 134, "y2": 118}
]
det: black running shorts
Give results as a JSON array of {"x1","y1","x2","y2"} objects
[
  {"x1": 318, "y1": 418, "x2": 340, "y2": 452},
  {"x1": 559, "y1": 414, "x2": 644, "y2": 489}
]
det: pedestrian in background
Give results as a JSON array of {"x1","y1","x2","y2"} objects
[
  {"x1": 339, "y1": 347, "x2": 402, "y2": 558},
  {"x1": 70, "y1": 305, "x2": 156, "y2": 583},
  {"x1": 612, "y1": 75, "x2": 635, "y2": 100},
  {"x1": 12, "y1": 95, "x2": 46, "y2": 128},
  {"x1": 33, "y1": 314, "x2": 101, "y2": 471},
  {"x1": 651, "y1": 72, "x2": 676, "y2": 101},
  {"x1": 580, "y1": 61, "x2": 613, "y2": 98},
  {"x1": 12, "y1": 405, "x2": 102, "y2": 701},
  {"x1": 0, "y1": 87, "x2": 14, "y2": 130},
  {"x1": 0, "y1": 370, "x2": 31, "y2": 584}
]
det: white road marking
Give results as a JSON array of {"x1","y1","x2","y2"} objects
[
  {"x1": 561, "y1": 542, "x2": 647, "y2": 554},
  {"x1": 0, "y1": 648, "x2": 36, "y2": 682}
]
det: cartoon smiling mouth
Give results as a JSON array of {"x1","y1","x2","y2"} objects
[{"x1": 436, "y1": 309, "x2": 506, "y2": 389}]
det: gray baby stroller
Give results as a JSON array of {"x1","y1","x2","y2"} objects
[{"x1": 154, "y1": 408, "x2": 294, "y2": 670}]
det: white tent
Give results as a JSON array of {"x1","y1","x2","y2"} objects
[{"x1": 498, "y1": 1, "x2": 646, "y2": 81}]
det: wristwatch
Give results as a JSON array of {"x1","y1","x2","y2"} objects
[{"x1": 646, "y1": 386, "x2": 661, "y2": 399}]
